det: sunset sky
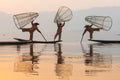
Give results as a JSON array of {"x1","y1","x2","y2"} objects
[{"x1": 0, "y1": 0, "x2": 120, "y2": 14}]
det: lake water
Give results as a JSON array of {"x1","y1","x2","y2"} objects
[{"x1": 0, "y1": 40, "x2": 120, "y2": 80}]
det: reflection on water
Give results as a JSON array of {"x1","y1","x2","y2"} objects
[
  {"x1": 14, "y1": 43, "x2": 73, "y2": 79},
  {"x1": 1, "y1": 42, "x2": 120, "y2": 80},
  {"x1": 14, "y1": 44, "x2": 40, "y2": 75},
  {"x1": 54, "y1": 43, "x2": 73, "y2": 80},
  {"x1": 81, "y1": 43, "x2": 112, "y2": 76},
  {"x1": 14, "y1": 43, "x2": 112, "y2": 78}
]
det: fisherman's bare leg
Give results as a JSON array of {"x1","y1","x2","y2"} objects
[
  {"x1": 93, "y1": 28, "x2": 100, "y2": 31},
  {"x1": 22, "y1": 28, "x2": 30, "y2": 32},
  {"x1": 30, "y1": 32, "x2": 33, "y2": 41},
  {"x1": 58, "y1": 33, "x2": 61, "y2": 41},
  {"x1": 54, "y1": 33, "x2": 58, "y2": 41},
  {"x1": 90, "y1": 32, "x2": 93, "y2": 40}
]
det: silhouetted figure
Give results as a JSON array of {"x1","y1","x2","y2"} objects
[
  {"x1": 82, "y1": 24, "x2": 101, "y2": 40},
  {"x1": 21, "y1": 21, "x2": 42, "y2": 41},
  {"x1": 54, "y1": 21, "x2": 65, "y2": 41}
]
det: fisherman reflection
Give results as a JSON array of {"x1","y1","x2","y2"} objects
[
  {"x1": 54, "y1": 43, "x2": 73, "y2": 80},
  {"x1": 54, "y1": 43, "x2": 64, "y2": 64},
  {"x1": 14, "y1": 44, "x2": 39, "y2": 75},
  {"x1": 81, "y1": 44, "x2": 112, "y2": 76},
  {"x1": 84, "y1": 44, "x2": 93, "y2": 65}
]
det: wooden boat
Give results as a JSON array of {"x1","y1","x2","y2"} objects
[
  {"x1": 0, "y1": 38, "x2": 62, "y2": 45},
  {"x1": 89, "y1": 39, "x2": 120, "y2": 43}
]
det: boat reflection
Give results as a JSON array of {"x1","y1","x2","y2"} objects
[
  {"x1": 14, "y1": 44, "x2": 40, "y2": 75},
  {"x1": 81, "y1": 43, "x2": 112, "y2": 76},
  {"x1": 54, "y1": 43, "x2": 73, "y2": 80}
]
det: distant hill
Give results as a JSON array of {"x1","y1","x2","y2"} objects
[{"x1": 0, "y1": 7, "x2": 120, "y2": 41}]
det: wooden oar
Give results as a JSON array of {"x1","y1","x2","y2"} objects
[{"x1": 39, "y1": 32, "x2": 47, "y2": 41}]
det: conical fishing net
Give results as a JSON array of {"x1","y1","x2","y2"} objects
[
  {"x1": 85, "y1": 16, "x2": 112, "y2": 31},
  {"x1": 13, "y1": 12, "x2": 39, "y2": 29},
  {"x1": 54, "y1": 6, "x2": 73, "y2": 23}
]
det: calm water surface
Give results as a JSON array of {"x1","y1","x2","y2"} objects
[{"x1": 0, "y1": 41, "x2": 120, "y2": 80}]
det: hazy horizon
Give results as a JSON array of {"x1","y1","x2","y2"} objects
[{"x1": 0, "y1": 0, "x2": 120, "y2": 14}]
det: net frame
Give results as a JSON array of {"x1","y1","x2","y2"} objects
[
  {"x1": 54, "y1": 6, "x2": 73, "y2": 23},
  {"x1": 85, "y1": 16, "x2": 112, "y2": 31},
  {"x1": 13, "y1": 12, "x2": 39, "y2": 29}
]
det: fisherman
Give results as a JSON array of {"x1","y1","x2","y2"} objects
[
  {"x1": 54, "y1": 20, "x2": 65, "y2": 41},
  {"x1": 82, "y1": 24, "x2": 102, "y2": 40},
  {"x1": 21, "y1": 21, "x2": 42, "y2": 41}
]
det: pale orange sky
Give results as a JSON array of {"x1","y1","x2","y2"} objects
[{"x1": 0, "y1": 0, "x2": 120, "y2": 14}]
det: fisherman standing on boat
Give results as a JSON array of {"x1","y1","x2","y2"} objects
[
  {"x1": 82, "y1": 24, "x2": 101, "y2": 40},
  {"x1": 54, "y1": 20, "x2": 65, "y2": 41},
  {"x1": 21, "y1": 21, "x2": 42, "y2": 41}
]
